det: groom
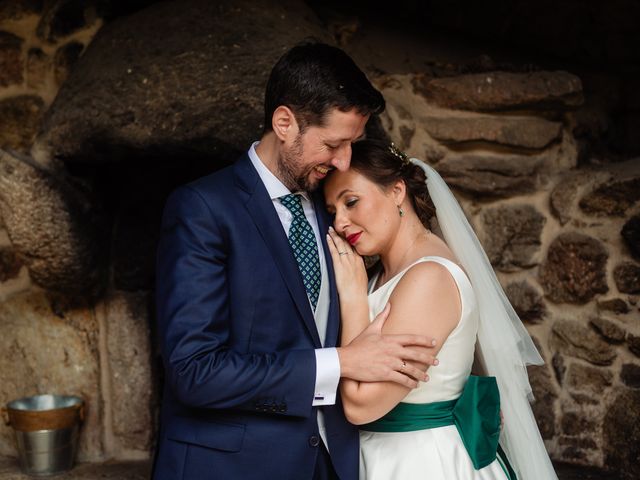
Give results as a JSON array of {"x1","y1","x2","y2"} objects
[{"x1": 154, "y1": 42, "x2": 435, "y2": 479}]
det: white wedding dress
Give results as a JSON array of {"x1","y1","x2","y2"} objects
[{"x1": 359, "y1": 256, "x2": 512, "y2": 480}]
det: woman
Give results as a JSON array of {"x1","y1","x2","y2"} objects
[{"x1": 324, "y1": 140, "x2": 557, "y2": 480}]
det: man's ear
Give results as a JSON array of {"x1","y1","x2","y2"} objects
[{"x1": 272, "y1": 106, "x2": 299, "y2": 142}]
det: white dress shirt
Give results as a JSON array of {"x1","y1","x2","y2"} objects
[{"x1": 248, "y1": 143, "x2": 341, "y2": 409}]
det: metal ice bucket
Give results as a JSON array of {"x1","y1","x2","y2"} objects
[{"x1": 3, "y1": 394, "x2": 84, "y2": 476}]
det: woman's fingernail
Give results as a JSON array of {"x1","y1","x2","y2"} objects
[
  {"x1": 433, "y1": 358, "x2": 439, "y2": 366},
  {"x1": 431, "y1": 339, "x2": 437, "y2": 346}
]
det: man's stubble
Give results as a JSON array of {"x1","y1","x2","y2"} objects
[{"x1": 277, "y1": 133, "x2": 320, "y2": 193}]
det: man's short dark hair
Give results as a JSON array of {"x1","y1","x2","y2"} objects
[{"x1": 263, "y1": 41, "x2": 385, "y2": 133}]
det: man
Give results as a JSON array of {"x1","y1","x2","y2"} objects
[{"x1": 154, "y1": 42, "x2": 436, "y2": 480}]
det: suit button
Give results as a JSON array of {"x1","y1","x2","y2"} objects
[
  {"x1": 309, "y1": 435, "x2": 320, "y2": 447},
  {"x1": 279, "y1": 405, "x2": 287, "y2": 413}
]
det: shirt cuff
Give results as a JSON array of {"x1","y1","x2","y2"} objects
[{"x1": 312, "y1": 348, "x2": 340, "y2": 406}]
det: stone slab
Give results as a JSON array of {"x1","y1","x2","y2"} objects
[
  {"x1": 105, "y1": 292, "x2": 155, "y2": 452},
  {"x1": 423, "y1": 114, "x2": 562, "y2": 149},
  {"x1": 413, "y1": 71, "x2": 583, "y2": 111}
]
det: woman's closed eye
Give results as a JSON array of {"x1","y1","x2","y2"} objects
[{"x1": 345, "y1": 197, "x2": 359, "y2": 208}]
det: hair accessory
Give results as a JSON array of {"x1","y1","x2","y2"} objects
[{"x1": 389, "y1": 143, "x2": 410, "y2": 165}]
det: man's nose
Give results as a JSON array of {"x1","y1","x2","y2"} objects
[{"x1": 331, "y1": 144, "x2": 352, "y2": 172}]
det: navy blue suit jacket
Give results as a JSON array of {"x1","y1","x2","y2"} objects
[{"x1": 153, "y1": 153, "x2": 359, "y2": 479}]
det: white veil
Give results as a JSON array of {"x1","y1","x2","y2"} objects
[{"x1": 410, "y1": 158, "x2": 558, "y2": 480}]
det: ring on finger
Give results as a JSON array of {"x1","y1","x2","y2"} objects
[
  {"x1": 339, "y1": 251, "x2": 349, "y2": 256},
  {"x1": 400, "y1": 361, "x2": 407, "y2": 371}
]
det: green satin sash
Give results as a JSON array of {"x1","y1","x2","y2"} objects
[{"x1": 361, "y1": 376, "x2": 501, "y2": 470}]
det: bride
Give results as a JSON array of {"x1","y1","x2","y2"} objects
[{"x1": 324, "y1": 140, "x2": 557, "y2": 480}]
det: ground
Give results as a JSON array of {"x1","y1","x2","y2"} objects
[{"x1": 0, "y1": 456, "x2": 624, "y2": 479}]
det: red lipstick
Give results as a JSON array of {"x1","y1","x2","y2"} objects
[{"x1": 347, "y1": 232, "x2": 362, "y2": 245}]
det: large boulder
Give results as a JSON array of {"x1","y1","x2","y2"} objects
[
  {"x1": 33, "y1": 0, "x2": 331, "y2": 165},
  {"x1": 0, "y1": 149, "x2": 107, "y2": 297}
]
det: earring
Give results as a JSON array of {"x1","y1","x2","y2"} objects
[{"x1": 398, "y1": 205, "x2": 404, "y2": 217}]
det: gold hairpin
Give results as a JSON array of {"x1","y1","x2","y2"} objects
[{"x1": 389, "y1": 143, "x2": 410, "y2": 165}]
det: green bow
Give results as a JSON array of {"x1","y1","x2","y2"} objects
[{"x1": 361, "y1": 375, "x2": 501, "y2": 470}]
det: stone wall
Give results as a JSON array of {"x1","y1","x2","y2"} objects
[
  {"x1": 0, "y1": 1, "x2": 101, "y2": 153},
  {"x1": 374, "y1": 70, "x2": 639, "y2": 474},
  {"x1": 0, "y1": 0, "x2": 638, "y2": 475},
  {"x1": 0, "y1": 1, "x2": 153, "y2": 462}
]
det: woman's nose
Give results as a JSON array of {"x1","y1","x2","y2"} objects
[{"x1": 333, "y1": 209, "x2": 349, "y2": 233}]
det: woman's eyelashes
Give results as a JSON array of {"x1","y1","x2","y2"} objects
[{"x1": 345, "y1": 197, "x2": 359, "y2": 208}]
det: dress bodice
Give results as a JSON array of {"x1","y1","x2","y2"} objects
[{"x1": 368, "y1": 256, "x2": 478, "y2": 403}]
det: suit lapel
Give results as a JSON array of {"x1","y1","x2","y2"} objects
[
  {"x1": 312, "y1": 191, "x2": 341, "y2": 349},
  {"x1": 234, "y1": 155, "x2": 322, "y2": 347}
]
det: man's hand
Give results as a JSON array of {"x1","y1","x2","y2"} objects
[{"x1": 336, "y1": 303, "x2": 438, "y2": 388}]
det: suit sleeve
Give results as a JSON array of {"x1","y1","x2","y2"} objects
[{"x1": 156, "y1": 186, "x2": 317, "y2": 418}]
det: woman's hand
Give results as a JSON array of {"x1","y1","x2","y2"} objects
[{"x1": 326, "y1": 226, "x2": 368, "y2": 302}]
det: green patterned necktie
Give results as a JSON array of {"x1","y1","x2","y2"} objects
[{"x1": 279, "y1": 194, "x2": 321, "y2": 310}]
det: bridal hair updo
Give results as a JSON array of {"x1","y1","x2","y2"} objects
[{"x1": 349, "y1": 140, "x2": 436, "y2": 228}]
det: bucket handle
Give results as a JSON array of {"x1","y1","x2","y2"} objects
[{"x1": 1, "y1": 407, "x2": 9, "y2": 426}]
